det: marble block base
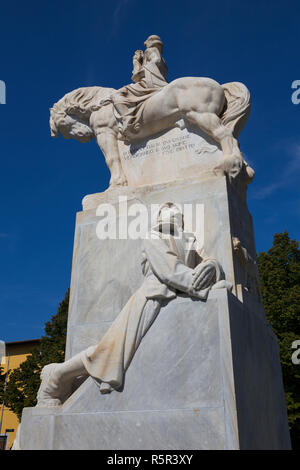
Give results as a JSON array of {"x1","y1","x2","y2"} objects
[
  {"x1": 66, "y1": 175, "x2": 261, "y2": 363},
  {"x1": 18, "y1": 289, "x2": 290, "y2": 450}
]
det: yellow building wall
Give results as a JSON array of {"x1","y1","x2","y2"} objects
[{"x1": 1, "y1": 340, "x2": 40, "y2": 450}]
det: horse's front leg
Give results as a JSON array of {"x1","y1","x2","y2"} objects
[
  {"x1": 96, "y1": 130, "x2": 128, "y2": 188},
  {"x1": 90, "y1": 108, "x2": 128, "y2": 188}
]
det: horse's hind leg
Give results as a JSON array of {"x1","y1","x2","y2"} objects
[
  {"x1": 96, "y1": 130, "x2": 128, "y2": 188},
  {"x1": 184, "y1": 111, "x2": 245, "y2": 179}
]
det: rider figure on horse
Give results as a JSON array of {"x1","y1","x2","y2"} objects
[
  {"x1": 50, "y1": 34, "x2": 254, "y2": 189},
  {"x1": 110, "y1": 35, "x2": 168, "y2": 140}
]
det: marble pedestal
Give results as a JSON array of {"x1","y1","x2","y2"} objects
[
  {"x1": 19, "y1": 289, "x2": 290, "y2": 450},
  {"x1": 17, "y1": 174, "x2": 291, "y2": 449}
]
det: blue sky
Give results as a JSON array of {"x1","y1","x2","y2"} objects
[{"x1": 0, "y1": 0, "x2": 299, "y2": 341}]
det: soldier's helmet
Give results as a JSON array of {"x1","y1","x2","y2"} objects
[{"x1": 157, "y1": 202, "x2": 184, "y2": 230}]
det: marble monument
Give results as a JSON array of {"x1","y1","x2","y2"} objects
[{"x1": 15, "y1": 35, "x2": 291, "y2": 450}]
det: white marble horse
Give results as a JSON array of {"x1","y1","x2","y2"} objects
[{"x1": 50, "y1": 78, "x2": 254, "y2": 188}]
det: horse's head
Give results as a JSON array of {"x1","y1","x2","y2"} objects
[
  {"x1": 50, "y1": 86, "x2": 116, "y2": 144},
  {"x1": 49, "y1": 106, "x2": 94, "y2": 143}
]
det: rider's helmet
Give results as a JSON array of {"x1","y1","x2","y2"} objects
[{"x1": 144, "y1": 35, "x2": 163, "y2": 49}]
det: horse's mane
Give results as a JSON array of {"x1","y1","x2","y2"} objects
[{"x1": 51, "y1": 86, "x2": 116, "y2": 120}]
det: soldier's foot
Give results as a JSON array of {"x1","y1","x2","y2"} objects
[{"x1": 36, "y1": 363, "x2": 62, "y2": 407}]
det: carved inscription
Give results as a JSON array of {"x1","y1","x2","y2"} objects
[{"x1": 123, "y1": 135, "x2": 197, "y2": 160}]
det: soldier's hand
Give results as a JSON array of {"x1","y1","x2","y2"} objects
[
  {"x1": 133, "y1": 50, "x2": 143, "y2": 61},
  {"x1": 192, "y1": 261, "x2": 216, "y2": 291}
]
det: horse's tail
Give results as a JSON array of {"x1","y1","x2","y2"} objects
[{"x1": 220, "y1": 82, "x2": 251, "y2": 138}]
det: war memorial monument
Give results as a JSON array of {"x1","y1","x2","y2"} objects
[{"x1": 15, "y1": 35, "x2": 291, "y2": 450}]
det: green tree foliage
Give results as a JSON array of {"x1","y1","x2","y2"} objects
[
  {"x1": 257, "y1": 231, "x2": 300, "y2": 449},
  {"x1": 0, "y1": 289, "x2": 69, "y2": 420}
]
